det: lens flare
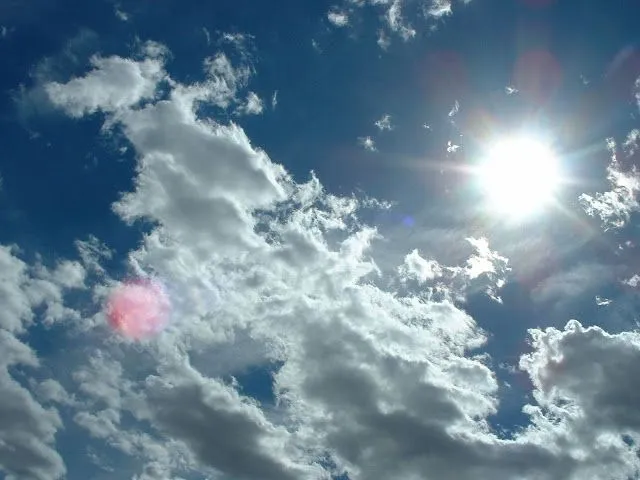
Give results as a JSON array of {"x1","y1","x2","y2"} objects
[{"x1": 106, "y1": 277, "x2": 171, "y2": 340}]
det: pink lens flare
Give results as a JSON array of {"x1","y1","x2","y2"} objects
[{"x1": 106, "y1": 277, "x2": 171, "y2": 340}]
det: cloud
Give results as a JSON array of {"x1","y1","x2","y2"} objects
[
  {"x1": 75, "y1": 235, "x2": 113, "y2": 276},
  {"x1": 426, "y1": 0, "x2": 453, "y2": 17},
  {"x1": 328, "y1": 9, "x2": 350, "y2": 27},
  {"x1": 358, "y1": 135, "x2": 377, "y2": 151},
  {"x1": 236, "y1": 91, "x2": 264, "y2": 115},
  {"x1": 377, "y1": 29, "x2": 391, "y2": 50},
  {"x1": 0, "y1": 245, "x2": 88, "y2": 479},
  {"x1": 623, "y1": 129, "x2": 640, "y2": 157},
  {"x1": 398, "y1": 249, "x2": 443, "y2": 283},
  {"x1": 580, "y1": 138, "x2": 640, "y2": 230},
  {"x1": 45, "y1": 54, "x2": 166, "y2": 117},
  {"x1": 38, "y1": 39, "x2": 640, "y2": 480},
  {"x1": 0, "y1": 368, "x2": 66, "y2": 480},
  {"x1": 448, "y1": 99, "x2": 460, "y2": 117},
  {"x1": 374, "y1": 113, "x2": 393, "y2": 131},
  {"x1": 201, "y1": 52, "x2": 255, "y2": 109},
  {"x1": 114, "y1": 4, "x2": 129, "y2": 21},
  {"x1": 520, "y1": 320, "x2": 640, "y2": 477},
  {"x1": 327, "y1": 0, "x2": 472, "y2": 47},
  {"x1": 202, "y1": 27, "x2": 211, "y2": 45},
  {"x1": 145, "y1": 362, "x2": 325, "y2": 480}
]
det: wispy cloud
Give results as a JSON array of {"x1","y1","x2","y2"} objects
[
  {"x1": 358, "y1": 135, "x2": 377, "y2": 151},
  {"x1": 113, "y1": 4, "x2": 129, "y2": 21},
  {"x1": 328, "y1": 8, "x2": 349, "y2": 27},
  {"x1": 374, "y1": 113, "x2": 393, "y2": 131},
  {"x1": 580, "y1": 138, "x2": 640, "y2": 230},
  {"x1": 236, "y1": 91, "x2": 264, "y2": 115},
  {"x1": 327, "y1": 0, "x2": 473, "y2": 48}
]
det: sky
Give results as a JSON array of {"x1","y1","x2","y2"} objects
[{"x1": 1, "y1": 0, "x2": 640, "y2": 478}]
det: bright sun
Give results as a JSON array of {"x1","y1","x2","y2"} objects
[{"x1": 476, "y1": 135, "x2": 561, "y2": 218}]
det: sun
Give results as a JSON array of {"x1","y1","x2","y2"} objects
[{"x1": 475, "y1": 135, "x2": 561, "y2": 218}]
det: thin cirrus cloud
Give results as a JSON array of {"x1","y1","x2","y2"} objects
[
  {"x1": 327, "y1": 0, "x2": 462, "y2": 46},
  {"x1": 0, "y1": 35, "x2": 625, "y2": 480}
]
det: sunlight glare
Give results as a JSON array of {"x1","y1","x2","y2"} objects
[{"x1": 477, "y1": 136, "x2": 561, "y2": 218}]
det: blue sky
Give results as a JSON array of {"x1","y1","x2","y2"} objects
[{"x1": 2, "y1": 0, "x2": 640, "y2": 479}]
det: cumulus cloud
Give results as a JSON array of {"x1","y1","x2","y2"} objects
[
  {"x1": 0, "y1": 245, "x2": 88, "y2": 479},
  {"x1": 520, "y1": 320, "x2": 640, "y2": 478},
  {"x1": 398, "y1": 248, "x2": 443, "y2": 282},
  {"x1": 145, "y1": 362, "x2": 325, "y2": 480},
  {"x1": 386, "y1": 0, "x2": 416, "y2": 40},
  {"x1": 37, "y1": 39, "x2": 640, "y2": 480}
]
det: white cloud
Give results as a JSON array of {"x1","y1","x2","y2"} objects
[
  {"x1": 386, "y1": 0, "x2": 416, "y2": 40},
  {"x1": 358, "y1": 135, "x2": 377, "y2": 151},
  {"x1": 374, "y1": 113, "x2": 393, "y2": 131},
  {"x1": 398, "y1": 249, "x2": 443, "y2": 282},
  {"x1": 201, "y1": 52, "x2": 254, "y2": 108},
  {"x1": 520, "y1": 320, "x2": 640, "y2": 478},
  {"x1": 75, "y1": 235, "x2": 112, "y2": 276},
  {"x1": 464, "y1": 237, "x2": 507, "y2": 279},
  {"x1": 0, "y1": 369, "x2": 66, "y2": 480},
  {"x1": 45, "y1": 54, "x2": 165, "y2": 117},
  {"x1": 624, "y1": 274, "x2": 640, "y2": 288},
  {"x1": 0, "y1": 245, "x2": 88, "y2": 479},
  {"x1": 623, "y1": 129, "x2": 640, "y2": 156},
  {"x1": 236, "y1": 91, "x2": 264, "y2": 115},
  {"x1": 272, "y1": 90, "x2": 278, "y2": 109},
  {"x1": 328, "y1": 0, "x2": 472, "y2": 48},
  {"x1": 328, "y1": 9, "x2": 350, "y2": 27},
  {"x1": 426, "y1": 0, "x2": 453, "y2": 17},
  {"x1": 39, "y1": 40, "x2": 640, "y2": 480},
  {"x1": 580, "y1": 138, "x2": 640, "y2": 230},
  {"x1": 221, "y1": 32, "x2": 254, "y2": 51}
]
